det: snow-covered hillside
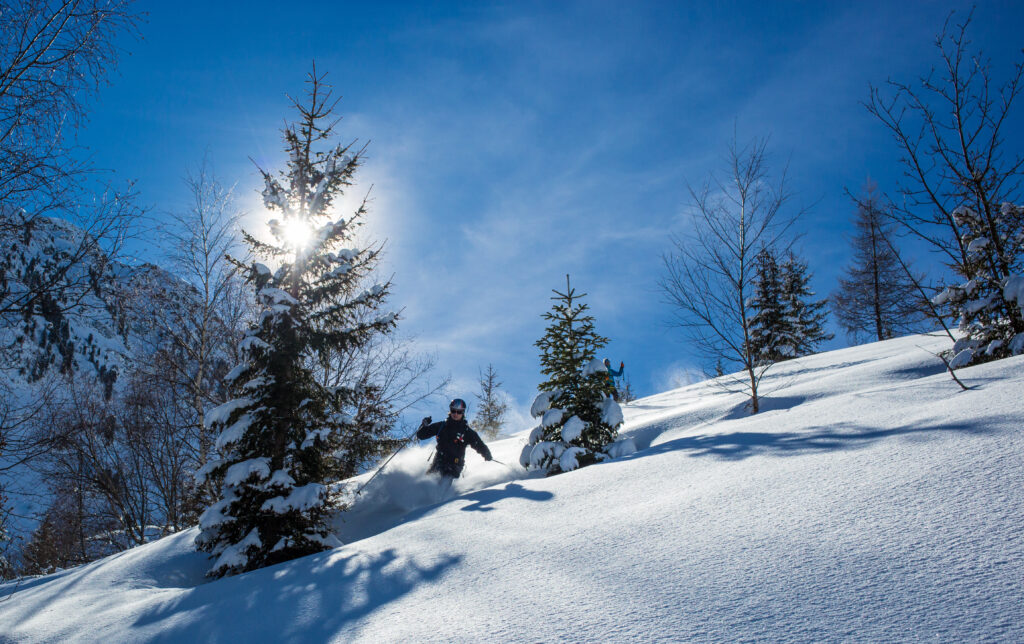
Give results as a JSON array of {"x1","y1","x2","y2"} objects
[{"x1": 1, "y1": 333, "x2": 1022, "y2": 642}]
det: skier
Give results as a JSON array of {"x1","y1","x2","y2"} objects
[
  {"x1": 603, "y1": 358, "x2": 624, "y2": 400},
  {"x1": 417, "y1": 398, "x2": 493, "y2": 483}
]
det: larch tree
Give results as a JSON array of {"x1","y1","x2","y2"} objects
[
  {"x1": 471, "y1": 364, "x2": 507, "y2": 440},
  {"x1": 832, "y1": 183, "x2": 930, "y2": 343}
]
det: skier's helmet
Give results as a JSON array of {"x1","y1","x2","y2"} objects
[
  {"x1": 449, "y1": 398, "x2": 467, "y2": 413},
  {"x1": 603, "y1": 358, "x2": 611, "y2": 366}
]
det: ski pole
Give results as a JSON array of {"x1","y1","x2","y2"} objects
[{"x1": 354, "y1": 430, "x2": 417, "y2": 497}]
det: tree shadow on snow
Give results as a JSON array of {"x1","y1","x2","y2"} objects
[
  {"x1": 457, "y1": 482, "x2": 553, "y2": 512},
  {"x1": 881, "y1": 361, "x2": 948, "y2": 381},
  {"x1": 763, "y1": 357, "x2": 875, "y2": 377},
  {"x1": 631, "y1": 418, "x2": 997, "y2": 463},
  {"x1": 131, "y1": 546, "x2": 461, "y2": 641},
  {"x1": 718, "y1": 395, "x2": 808, "y2": 422},
  {"x1": 390, "y1": 482, "x2": 554, "y2": 530}
]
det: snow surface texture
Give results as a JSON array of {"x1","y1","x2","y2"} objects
[{"x1": 1, "y1": 333, "x2": 1023, "y2": 642}]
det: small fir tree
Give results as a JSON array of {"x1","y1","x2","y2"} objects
[
  {"x1": 521, "y1": 275, "x2": 626, "y2": 475},
  {"x1": 471, "y1": 364, "x2": 507, "y2": 440},
  {"x1": 195, "y1": 69, "x2": 398, "y2": 578},
  {"x1": 934, "y1": 202, "x2": 1024, "y2": 364},
  {"x1": 778, "y1": 252, "x2": 832, "y2": 358},
  {"x1": 748, "y1": 248, "x2": 788, "y2": 365}
]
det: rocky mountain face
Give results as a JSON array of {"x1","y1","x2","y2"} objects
[
  {"x1": 1, "y1": 215, "x2": 208, "y2": 564},
  {"x1": 1, "y1": 214, "x2": 199, "y2": 394}
]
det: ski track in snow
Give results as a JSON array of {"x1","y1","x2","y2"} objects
[{"x1": 1, "y1": 333, "x2": 1022, "y2": 642}]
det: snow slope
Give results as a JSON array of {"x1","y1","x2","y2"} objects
[{"x1": 1, "y1": 333, "x2": 1022, "y2": 642}]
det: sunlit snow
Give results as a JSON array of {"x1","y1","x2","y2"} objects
[{"x1": 1, "y1": 333, "x2": 1022, "y2": 642}]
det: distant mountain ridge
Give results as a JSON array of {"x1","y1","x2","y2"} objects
[{"x1": 1, "y1": 214, "x2": 199, "y2": 394}]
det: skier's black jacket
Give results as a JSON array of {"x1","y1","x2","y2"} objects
[{"x1": 416, "y1": 416, "x2": 492, "y2": 477}]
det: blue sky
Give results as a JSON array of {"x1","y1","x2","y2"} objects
[{"x1": 78, "y1": 1, "x2": 1024, "y2": 424}]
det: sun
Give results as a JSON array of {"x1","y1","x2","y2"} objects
[{"x1": 280, "y1": 217, "x2": 313, "y2": 250}]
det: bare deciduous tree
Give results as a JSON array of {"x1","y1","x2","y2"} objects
[
  {"x1": 866, "y1": 10, "x2": 1024, "y2": 361},
  {"x1": 660, "y1": 137, "x2": 801, "y2": 413},
  {"x1": 318, "y1": 333, "x2": 450, "y2": 436},
  {"x1": 150, "y1": 163, "x2": 250, "y2": 476},
  {"x1": 471, "y1": 364, "x2": 507, "y2": 440},
  {"x1": 0, "y1": 1, "x2": 142, "y2": 327},
  {"x1": 0, "y1": 0, "x2": 139, "y2": 212},
  {"x1": 38, "y1": 377, "x2": 155, "y2": 552}
]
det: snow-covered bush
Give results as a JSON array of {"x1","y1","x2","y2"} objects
[{"x1": 931, "y1": 203, "x2": 1024, "y2": 365}]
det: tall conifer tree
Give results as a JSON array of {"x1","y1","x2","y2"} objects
[{"x1": 195, "y1": 69, "x2": 398, "y2": 578}]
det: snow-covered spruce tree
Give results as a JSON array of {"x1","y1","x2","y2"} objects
[
  {"x1": 195, "y1": 70, "x2": 397, "y2": 578},
  {"x1": 832, "y1": 183, "x2": 930, "y2": 343},
  {"x1": 747, "y1": 248, "x2": 788, "y2": 365},
  {"x1": 749, "y1": 249, "x2": 831, "y2": 364},
  {"x1": 471, "y1": 364, "x2": 507, "y2": 440},
  {"x1": 777, "y1": 252, "x2": 832, "y2": 359},
  {"x1": 521, "y1": 275, "x2": 628, "y2": 475},
  {"x1": 934, "y1": 202, "x2": 1024, "y2": 366}
]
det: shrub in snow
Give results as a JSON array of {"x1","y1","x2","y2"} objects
[
  {"x1": 521, "y1": 275, "x2": 623, "y2": 475},
  {"x1": 195, "y1": 72, "x2": 399, "y2": 578},
  {"x1": 931, "y1": 203, "x2": 1024, "y2": 366}
]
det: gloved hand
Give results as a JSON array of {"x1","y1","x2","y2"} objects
[
  {"x1": 420, "y1": 416, "x2": 432, "y2": 428},
  {"x1": 620, "y1": 361, "x2": 624, "y2": 369},
  {"x1": 484, "y1": 452, "x2": 493, "y2": 461}
]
